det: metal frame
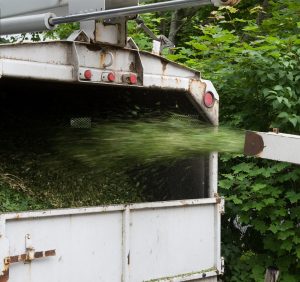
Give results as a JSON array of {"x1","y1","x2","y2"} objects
[
  {"x1": 0, "y1": 2, "x2": 223, "y2": 277},
  {"x1": 0, "y1": 41, "x2": 219, "y2": 125},
  {"x1": 0, "y1": 0, "x2": 238, "y2": 37},
  {"x1": 244, "y1": 131, "x2": 300, "y2": 165},
  {"x1": 0, "y1": 199, "x2": 224, "y2": 282},
  {"x1": 0, "y1": 38, "x2": 221, "y2": 281}
]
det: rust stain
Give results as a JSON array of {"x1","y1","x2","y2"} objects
[
  {"x1": 20, "y1": 254, "x2": 26, "y2": 261},
  {"x1": 4, "y1": 249, "x2": 56, "y2": 266},
  {"x1": 45, "y1": 250, "x2": 56, "y2": 257},
  {"x1": 244, "y1": 131, "x2": 264, "y2": 156},
  {"x1": 214, "y1": 193, "x2": 222, "y2": 204},
  {"x1": 161, "y1": 59, "x2": 168, "y2": 74},
  {"x1": 9, "y1": 256, "x2": 18, "y2": 264},
  {"x1": 129, "y1": 62, "x2": 135, "y2": 72},
  {"x1": 34, "y1": 252, "x2": 43, "y2": 259},
  {"x1": 0, "y1": 270, "x2": 9, "y2": 282},
  {"x1": 100, "y1": 52, "x2": 106, "y2": 68}
]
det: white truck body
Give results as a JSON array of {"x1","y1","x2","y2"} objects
[
  {"x1": 1, "y1": 199, "x2": 222, "y2": 282},
  {"x1": 0, "y1": 39, "x2": 221, "y2": 282}
]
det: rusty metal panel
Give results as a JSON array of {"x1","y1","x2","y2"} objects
[
  {"x1": 0, "y1": 41, "x2": 219, "y2": 125},
  {"x1": 0, "y1": 199, "x2": 220, "y2": 282}
]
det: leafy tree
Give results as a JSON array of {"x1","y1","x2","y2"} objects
[{"x1": 165, "y1": 1, "x2": 300, "y2": 280}]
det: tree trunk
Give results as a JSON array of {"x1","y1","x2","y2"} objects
[
  {"x1": 264, "y1": 267, "x2": 279, "y2": 282},
  {"x1": 168, "y1": 8, "x2": 198, "y2": 45},
  {"x1": 168, "y1": 10, "x2": 181, "y2": 44},
  {"x1": 257, "y1": 0, "x2": 269, "y2": 25}
]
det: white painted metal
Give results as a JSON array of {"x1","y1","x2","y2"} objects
[
  {"x1": 254, "y1": 132, "x2": 300, "y2": 165},
  {"x1": 0, "y1": 13, "x2": 56, "y2": 36},
  {"x1": 0, "y1": 41, "x2": 219, "y2": 125},
  {"x1": 0, "y1": 0, "x2": 68, "y2": 18},
  {"x1": 69, "y1": 0, "x2": 105, "y2": 15},
  {"x1": 0, "y1": 17, "x2": 222, "y2": 281},
  {"x1": 0, "y1": 0, "x2": 135, "y2": 18},
  {"x1": 0, "y1": 0, "x2": 237, "y2": 36},
  {"x1": 0, "y1": 0, "x2": 230, "y2": 20},
  {"x1": 0, "y1": 199, "x2": 221, "y2": 282}
]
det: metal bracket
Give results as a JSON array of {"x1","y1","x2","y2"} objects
[
  {"x1": 221, "y1": 257, "x2": 225, "y2": 274},
  {"x1": 67, "y1": 30, "x2": 90, "y2": 43},
  {"x1": 71, "y1": 42, "x2": 80, "y2": 82},
  {"x1": 4, "y1": 234, "x2": 56, "y2": 266},
  {"x1": 95, "y1": 18, "x2": 128, "y2": 47},
  {"x1": 215, "y1": 193, "x2": 225, "y2": 215},
  {"x1": 135, "y1": 17, "x2": 175, "y2": 55}
]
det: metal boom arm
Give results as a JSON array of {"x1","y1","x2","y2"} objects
[
  {"x1": 0, "y1": 0, "x2": 239, "y2": 36},
  {"x1": 244, "y1": 131, "x2": 300, "y2": 165}
]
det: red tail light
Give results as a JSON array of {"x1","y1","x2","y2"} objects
[
  {"x1": 102, "y1": 72, "x2": 116, "y2": 83},
  {"x1": 203, "y1": 91, "x2": 215, "y2": 108},
  {"x1": 129, "y1": 74, "x2": 138, "y2": 85},
  {"x1": 84, "y1": 70, "x2": 92, "y2": 80},
  {"x1": 123, "y1": 73, "x2": 138, "y2": 85}
]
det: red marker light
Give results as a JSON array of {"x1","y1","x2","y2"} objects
[
  {"x1": 203, "y1": 91, "x2": 215, "y2": 108},
  {"x1": 84, "y1": 70, "x2": 92, "y2": 80},
  {"x1": 107, "y1": 72, "x2": 116, "y2": 82},
  {"x1": 123, "y1": 73, "x2": 138, "y2": 85},
  {"x1": 129, "y1": 74, "x2": 138, "y2": 85},
  {"x1": 102, "y1": 72, "x2": 115, "y2": 83}
]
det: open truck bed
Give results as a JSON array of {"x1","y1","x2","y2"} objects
[{"x1": 0, "y1": 40, "x2": 222, "y2": 282}]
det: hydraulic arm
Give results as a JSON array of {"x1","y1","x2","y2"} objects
[
  {"x1": 0, "y1": 0, "x2": 240, "y2": 36},
  {"x1": 244, "y1": 131, "x2": 300, "y2": 165}
]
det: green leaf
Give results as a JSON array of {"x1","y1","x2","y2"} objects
[
  {"x1": 289, "y1": 117, "x2": 298, "y2": 127},
  {"x1": 274, "y1": 85, "x2": 283, "y2": 91},
  {"x1": 280, "y1": 240, "x2": 293, "y2": 251},
  {"x1": 286, "y1": 191, "x2": 300, "y2": 203},
  {"x1": 252, "y1": 183, "x2": 266, "y2": 192}
]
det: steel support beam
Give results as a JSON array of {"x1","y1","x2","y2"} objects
[{"x1": 50, "y1": 0, "x2": 213, "y2": 25}]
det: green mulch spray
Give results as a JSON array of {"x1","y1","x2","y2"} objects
[
  {"x1": 56, "y1": 114, "x2": 244, "y2": 168},
  {"x1": 0, "y1": 114, "x2": 244, "y2": 212}
]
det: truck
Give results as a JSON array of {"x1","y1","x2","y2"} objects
[{"x1": 0, "y1": 0, "x2": 298, "y2": 281}]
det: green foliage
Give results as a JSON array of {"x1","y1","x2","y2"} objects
[
  {"x1": 166, "y1": 1, "x2": 300, "y2": 281},
  {"x1": 220, "y1": 157, "x2": 300, "y2": 281},
  {"x1": 44, "y1": 23, "x2": 80, "y2": 40}
]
